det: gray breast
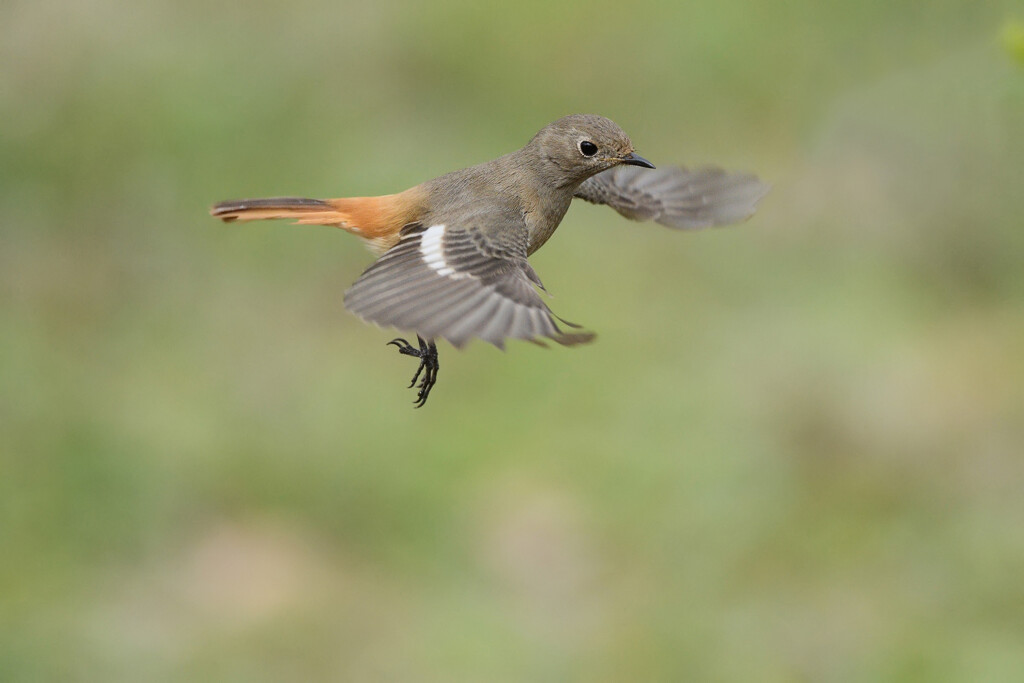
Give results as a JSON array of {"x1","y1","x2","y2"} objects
[{"x1": 524, "y1": 191, "x2": 573, "y2": 255}]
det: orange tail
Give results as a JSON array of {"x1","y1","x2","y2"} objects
[
  {"x1": 210, "y1": 197, "x2": 353, "y2": 226},
  {"x1": 210, "y1": 189, "x2": 426, "y2": 253}
]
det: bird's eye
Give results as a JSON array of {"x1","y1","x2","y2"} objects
[{"x1": 579, "y1": 140, "x2": 598, "y2": 157}]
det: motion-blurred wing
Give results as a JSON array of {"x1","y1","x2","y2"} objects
[
  {"x1": 344, "y1": 217, "x2": 594, "y2": 349},
  {"x1": 575, "y1": 165, "x2": 769, "y2": 229}
]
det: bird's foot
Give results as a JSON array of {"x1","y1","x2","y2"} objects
[{"x1": 386, "y1": 336, "x2": 439, "y2": 407}]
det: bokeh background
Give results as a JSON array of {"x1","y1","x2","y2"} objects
[{"x1": 3, "y1": 0, "x2": 1023, "y2": 680}]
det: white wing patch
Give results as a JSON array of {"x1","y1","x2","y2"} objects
[{"x1": 419, "y1": 224, "x2": 468, "y2": 279}]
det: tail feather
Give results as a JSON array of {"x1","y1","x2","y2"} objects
[
  {"x1": 209, "y1": 188, "x2": 425, "y2": 254},
  {"x1": 210, "y1": 197, "x2": 346, "y2": 224}
]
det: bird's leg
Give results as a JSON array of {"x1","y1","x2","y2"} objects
[{"x1": 386, "y1": 335, "x2": 440, "y2": 407}]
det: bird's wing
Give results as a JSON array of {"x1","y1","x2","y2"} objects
[
  {"x1": 574, "y1": 165, "x2": 769, "y2": 229},
  {"x1": 344, "y1": 214, "x2": 594, "y2": 349}
]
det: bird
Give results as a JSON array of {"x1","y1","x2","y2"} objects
[{"x1": 210, "y1": 114, "x2": 768, "y2": 406}]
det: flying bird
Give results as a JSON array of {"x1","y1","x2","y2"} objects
[{"x1": 211, "y1": 114, "x2": 768, "y2": 406}]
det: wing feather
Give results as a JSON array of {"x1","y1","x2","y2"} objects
[
  {"x1": 575, "y1": 165, "x2": 769, "y2": 230},
  {"x1": 344, "y1": 221, "x2": 594, "y2": 349}
]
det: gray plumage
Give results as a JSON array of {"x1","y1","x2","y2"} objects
[
  {"x1": 575, "y1": 165, "x2": 770, "y2": 229},
  {"x1": 344, "y1": 218, "x2": 592, "y2": 349}
]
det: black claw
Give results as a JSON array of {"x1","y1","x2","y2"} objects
[
  {"x1": 386, "y1": 335, "x2": 439, "y2": 407},
  {"x1": 388, "y1": 338, "x2": 418, "y2": 356}
]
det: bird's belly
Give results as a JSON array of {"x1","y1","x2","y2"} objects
[
  {"x1": 527, "y1": 223, "x2": 558, "y2": 255},
  {"x1": 525, "y1": 200, "x2": 571, "y2": 255}
]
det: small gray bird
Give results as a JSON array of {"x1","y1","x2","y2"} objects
[{"x1": 211, "y1": 114, "x2": 768, "y2": 406}]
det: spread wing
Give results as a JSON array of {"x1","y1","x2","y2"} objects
[
  {"x1": 575, "y1": 165, "x2": 769, "y2": 229},
  {"x1": 343, "y1": 214, "x2": 594, "y2": 349}
]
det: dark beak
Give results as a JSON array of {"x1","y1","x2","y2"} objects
[{"x1": 620, "y1": 152, "x2": 655, "y2": 169}]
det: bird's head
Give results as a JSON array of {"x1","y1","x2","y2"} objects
[{"x1": 528, "y1": 114, "x2": 654, "y2": 185}]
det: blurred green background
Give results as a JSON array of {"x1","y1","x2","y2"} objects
[{"x1": 3, "y1": 0, "x2": 1024, "y2": 680}]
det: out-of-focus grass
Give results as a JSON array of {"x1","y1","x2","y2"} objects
[{"x1": 2, "y1": 0, "x2": 1023, "y2": 680}]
